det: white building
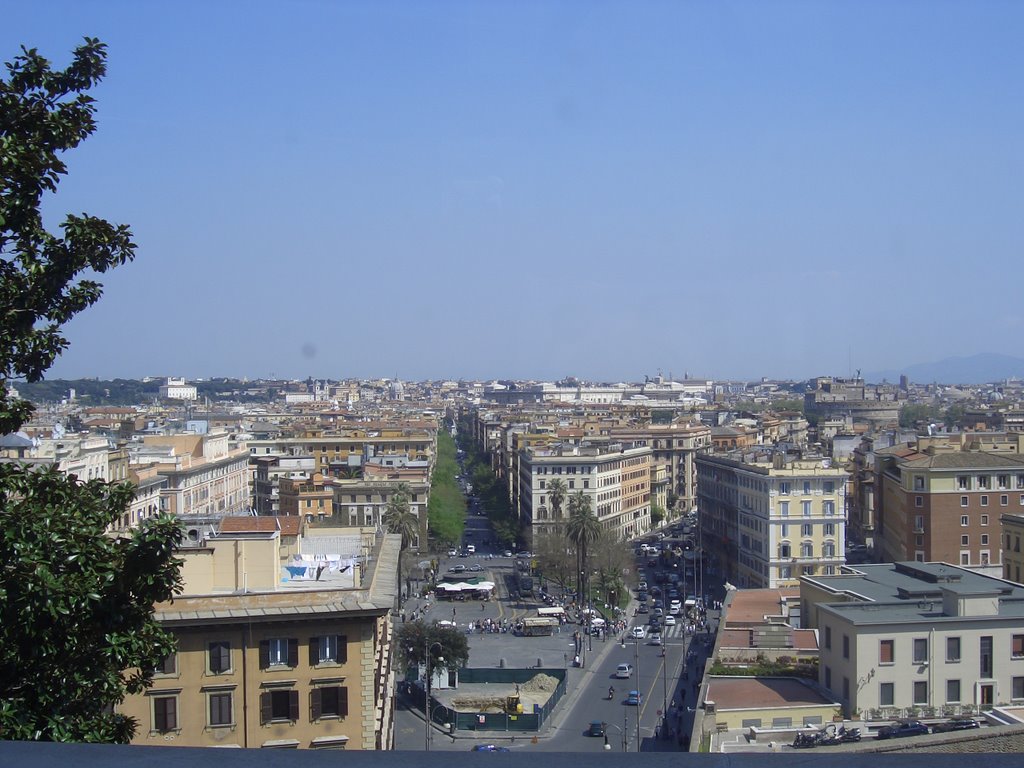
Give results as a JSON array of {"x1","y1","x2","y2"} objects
[{"x1": 159, "y1": 377, "x2": 198, "y2": 401}]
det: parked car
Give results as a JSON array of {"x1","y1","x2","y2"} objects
[
  {"x1": 472, "y1": 744, "x2": 511, "y2": 752},
  {"x1": 589, "y1": 720, "x2": 606, "y2": 737},
  {"x1": 876, "y1": 720, "x2": 929, "y2": 739},
  {"x1": 626, "y1": 690, "x2": 643, "y2": 705},
  {"x1": 931, "y1": 717, "x2": 980, "y2": 733},
  {"x1": 615, "y1": 663, "x2": 634, "y2": 679}
]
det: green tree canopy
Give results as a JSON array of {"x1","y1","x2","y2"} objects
[
  {"x1": 0, "y1": 39, "x2": 183, "y2": 743},
  {"x1": 394, "y1": 619, "x2": 470, "y2": 676}
]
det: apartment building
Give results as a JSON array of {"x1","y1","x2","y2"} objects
[
  {"x1": 253, "y1": 455, "x2": 316, "y2": 515},
  {"x1": 1001, "y1": 513, "x2": 1024, "y2": 584},
  {"x1": 696, "y1": 453, "x2": 848, "y2": 588},
  {"x1": 331, "y1": 475, "x2": 430, "y2": 548},
  {"x1": 805, "y1": 561, "x2": 1024, "y2": 716},
  {"x1": 279, "y1": 472, "x2": 334, "y2": 519},
  {"x1": 874, "y1": 435, "x2": 1024, "y2": 571},
  {"x1": 517, "y1": 441, "x2": 652, "y2": 544},
  {"x1": 132, "y1": 430, "x2": 251, "y2": 517},
  {"x1": 119, "y1": 527, "x2": 400, "y2": 750}
]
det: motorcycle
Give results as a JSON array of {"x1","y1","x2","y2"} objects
[
  {"x1": 837, "y1": 726, "x2": 861, "y2": 743},
  {"x1": 607, "y1": 687, "x2": 615, "y2": 701},
  {"x1": 792, "y1": 730, "x2": 821, "y2": 749}
]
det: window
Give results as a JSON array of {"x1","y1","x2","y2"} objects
[
  {"x1": 981, "y1": 534, "x2": 989, "y2": 545},
  {"x1": 915, "y1": 496, "x2": 923, "y2": 508},
  {"x1": 802, "y1": 500, "x2": 812, "y2": 517},
  {"x1": 824, "y1": 523, "x2": 835, "y2": 536},
  {"x1": 982, "y1": 514, "x2": 990, "y2": 525},
  {"x1": 914, "y1": 476, "x2": 924, "y2": 490},
  {"x1": 208, "y1": 641, "x2": 231, "y2": 674},
  {"x1": 981, "y1": 495, "x2": 989, "y2": 507},
  {"x1": 957, "y1": 476, "x2": 970, "y2": 490},
  {"x1": 947, "y1": 679, "x2": 961, "y2": 703},
  {"x1": 915, "y1": 515, "x2": 924, "y2": 531},
  {"x1": 961, "y1": 515, "x2": 969, "y2": 526},
  {"x1": 779, "y1": 482, "x2": 790, "y2": 496},
  {"x1": 260, "y1": 638, "x2": 298, "y2": 669},
  {"x1": 1002, "y1": 495, "x2": 1009, "y2": 506},
  {"x1": 1014, "y1": 678, "x2": 1024, "y2": 701},
  {"x1": 947, "y1": 636, "x2": 961, "y2": 663},
  {"x1": 803, "y1": 481, "x2": 812, "y2": 495},
  {"x1": 913, "y1": 680, "x2": 928, "y2": 705},
  {"x1": 779, "y1": 543, "x2": 791, "y2": 558},
  {"x1": 152, "y1": 694, "x2": 178, "y2": 733},
  {"x1": 261, "y1": 689, "x2": 299, "y2": 724},
  {"x1": 961, "y1": 534, "x2": 969, "y2": 546},
  {"x1": 879, "y1": 682, "x2": 894, "y2": 706},
  {"x1": 913, "y1": 638, "x2": 928, "y2": 664},
  {"x1": 981, "y1": 636, "x2": 993, "y2": 678},
  {"x1": 824, "y1": 666, "x2": 831, "y2": 688},
  {"x1": 209, "y1": 691, "x2": 233, "y2": 727},
  {"x1": 155, "y1": 652, "x2": 177, "y2": 676},
  {"x1": 310, "y1": 635, "x2": 348, "y2": 666},
  {"x1": 311, "y1": 685, "x2": 349, "y2": 720},
  {"x1": 824, "y1": 481, "x2": 835, "y2": 494},
  {"x1": 961, "y1": 496, "x2": 969, "y2": 507},
  {"x1": 779, "y1": 501, "x2": 789, "y2": 517},
  {"x1": 979, "y1": 476, "x2": 990, "y2": 489},
  {"x1": 802, "y1": 523, "x2": 813, "y2": 537},
  {"x1": 823, "y1": 500, "x2": 835, "y2": 516},
  {"x1": 824, "y1": 626, "x2": 832, "y2": 650},
  {"x1": 842, "y1": 634, "x2": 850, "y2": 660},
  {"x1": 880, "y1": 639, "x2": 894, "y2": 664},
  {"x1": 1013, "y1": 635, "x2": 1024, "y2": 658}
]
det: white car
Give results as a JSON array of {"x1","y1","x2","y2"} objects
[
  {"x1": 630, "y1": 625, "x2": 646, "y2": 639},
  {"x1": 649, "y1": 632, "x2": 663, "y2": 646},
  {"x1": 663, "y1": 614, "x2": 676, "y2": 626},
  {"x1": 615, "y1": 663, "x2": 634, "y2": 679},
  {"x1": 669, "y1": 599, "x2": 682, "y2": 615}
]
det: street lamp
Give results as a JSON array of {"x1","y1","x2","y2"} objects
[
  {"x1": 416, "y1": 641, "x2": 443, "y2": 751},
  {"x1": 633, "y1": 637, "x2": 641, "y2": 753},
  {"x1": 603, "y1": 721, "x2": 625, "y2": 751}
]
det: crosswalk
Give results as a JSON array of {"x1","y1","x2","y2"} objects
[{"x1": 640, "y1": 623, "x2": 701, "y2": 641}]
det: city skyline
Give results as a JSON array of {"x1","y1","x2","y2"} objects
[{"x1": 4, "y1": 2, "x2": 1022, "y2": 382}]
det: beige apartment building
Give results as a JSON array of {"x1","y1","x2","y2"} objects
[
  {"x1": 119, "y1": 526, "x2": 400, "y2": 750},
  {"x1": 133, "y1": 430, "x2": 251, "y2": 517},
  {"x1": 696, "y1": 453, "x2": 848, "y2": 588},
  {"x1": 805, "y1": 561, "x2": 1024, "y2": 717},
  {"x1": 518, "y1": 441, "x2": 652, "y2": 544},
  {"x1": 874, "y1": 435, "x2": 1024, "y2": 571},
  {"x1": 1002, "y1": 513, "x2": 1024, "y2": 585}
]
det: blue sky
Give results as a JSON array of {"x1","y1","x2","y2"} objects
[{"x1": 4, "y1": 1, "x2": 1022, "y2": 382}]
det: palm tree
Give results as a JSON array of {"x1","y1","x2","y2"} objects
[
  {"x1": 548, "y1": 478, "x2": 567, "y2": 522},
  {"x1": 566, "y1": 491, "x2": 601, "y2": 603},
  {"x1": 383, "y1": 483, "x2": 418, "y2": 601}
]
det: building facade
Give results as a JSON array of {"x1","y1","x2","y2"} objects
[{"x1": 696, "y1": 453, "x2": 848, "y2": 588}]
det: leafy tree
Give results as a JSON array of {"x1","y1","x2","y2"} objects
[
  {"x1": 0, "y1": 39, "x2": 183, "y2": 742},
  {"x1": 650, "y1": 502, "x2": 666, "y2": 528},
  {"x1": 394, "y1": 619, "x2": 470, "y2": 677},
  {"x1": 533, "y1": 529, "x2": 574, "y2": 591},
  {"x1": 590, "y1": 531, "x2": 628, "y2": 608}
]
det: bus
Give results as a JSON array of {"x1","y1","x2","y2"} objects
[{"x1": 520, "y1": 616, "x2": 557, "y2": 637}]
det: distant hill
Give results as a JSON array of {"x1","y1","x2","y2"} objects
[{"x1": 866, "y1": 353, "x2": 1024, "y2": 385}]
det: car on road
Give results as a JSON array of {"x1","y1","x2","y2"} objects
[
  {"x1": 588, "y1": 721, "x2": 606, "y2": 737},
  {"x1": 931, "y1": 717, "x2": 980, "y2": 733},
  {"x1": 649, "y1": 632, "x2": 662, "y2": 646},
  {"x1": 653, "y1": 607, "x2": 664, "y2": 618},
  {"x1": 663, "y1": 614, "x2": 676, "y2": 626},
  {"x1": 637, "y1": 603, "x2": 649, "y2": 614},
  {"x1": 669, "y1": 599, "x2": 681, "y2": 615},
  {"x1": 626, "y1": 690, "x2": 642, "y2": 706},
  {"x1": 469, "y1": 564, "x2": 483, "y2": 572},
  {"x1": 447, "y1": 548, "x2": 457, "y2": 557},
  {"x1": 503, "y1": 550, "x2": 513, "y2": 557},
  {"x1": 630, "y1": 626, "x2": 646, "y2": 639},
  {"x1": 449, "y1": 564, "x2": 466, "y2": 573},
  {"x1": 472, "y1": 744, "x2": 511, "y2": 752},
  {"x1": 876, "y1": 720, "x2": 929, "y2": 739},
  {"x1": 615, "y1": 663, "x2": 634, "y2": 679}
]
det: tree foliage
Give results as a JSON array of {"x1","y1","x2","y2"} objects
[
  {"x1": 394, "y1": 619, "x2": 470, "y2": 676},
  {"x1": 0, "y1": 39, "x2": 183, "y2": 743},
  {"x1": 426, "y1": 431, "x2": 465, "y2": 545}
]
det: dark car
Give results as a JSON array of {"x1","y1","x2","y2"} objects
[
  {"x1": 472, "y1": 744, "x2": 511, "y2": 752},
  {"x1": 876, "y1": 720, "x2": 929, "y2": 739},
  {"x1": 931, "y1": 717, "x2": 980, "y2": 733},
  {"x1": 588, "y1": 720, "x2": 606, "y2": 737}
]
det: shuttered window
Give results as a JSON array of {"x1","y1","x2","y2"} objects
[
  {"x1": 260, "y1": 638, "x2": 299, "y2": 669},
  {"x1": 260, "y1": 690, "x2": 299, "y2": 724},
  {"x1": 879, "y1": 639, "x2": 894, "y2": 664},
  {"x1": 309, "y1": 635, "x2": 348, "y2": 666},
  {"x1": 310, "y1": 686, "x2": 349, "y2": 720}
]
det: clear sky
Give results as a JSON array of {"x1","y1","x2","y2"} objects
[{"x1": 4, "y1": 1, "x2": 1022, "y2": 383}]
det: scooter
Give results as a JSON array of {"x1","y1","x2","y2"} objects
[
  {"x1": 607, "y1": 687, "x2": 615, "y2": 701},
  {"x1": 837, "y1": 726, "x2": 861, "y2": 743}
]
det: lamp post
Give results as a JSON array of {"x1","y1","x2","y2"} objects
[
  {"x1": 634, "y1": 637, "x2": 641, "y2": 753},
  {"x1": 603, "y1": 721, "x2": 625, "y2": 751},
  {"x1": 420, "y1": 641, "x2": 443, "y2": 751}
]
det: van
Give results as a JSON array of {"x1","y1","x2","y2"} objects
[{"x1": 466, "y1": 544, "x2": 476, "y2": 554}]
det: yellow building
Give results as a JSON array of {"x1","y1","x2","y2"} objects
[{"x1": 118, "y1": 527, "x2": 400, "y2": 750}]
